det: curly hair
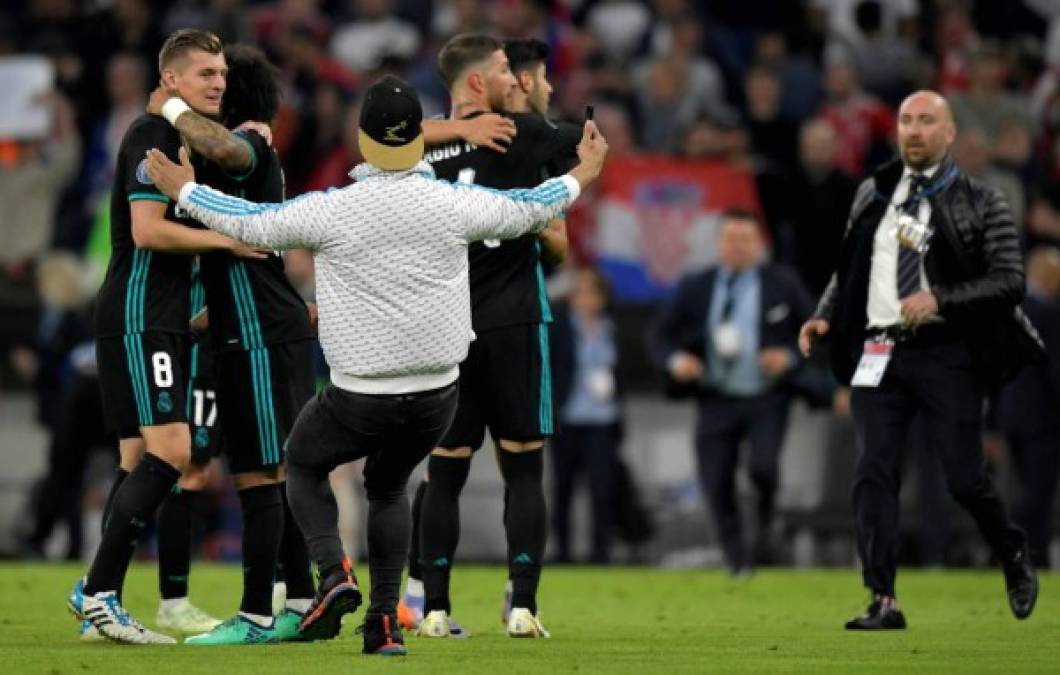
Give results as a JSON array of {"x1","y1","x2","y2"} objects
[{"x1": 221, "y1": 44, "x2": 281, "y2": 128}]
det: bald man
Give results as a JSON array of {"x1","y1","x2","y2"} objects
[{"x1": 799, "y1": 90, "x2": 1043, "y2": 629}]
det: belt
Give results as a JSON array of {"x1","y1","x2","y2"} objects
[{"x1": 867, "y1": 322, "x2": 959, "y2": 346}]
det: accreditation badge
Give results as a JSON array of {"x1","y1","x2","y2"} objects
[
  {"x1": 713, "y1": 321, "x2": 743, "y2": 360},
  {"x1": 850, "y1": 338, "x2": 894, "y2": 388},
  {"x1": 893, "y1": 213, "x2": 934, "y2": 253}
]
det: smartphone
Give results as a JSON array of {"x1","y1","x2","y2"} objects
[{"x1": 585, "y1": 104, "x2": 594, "y2": 121}]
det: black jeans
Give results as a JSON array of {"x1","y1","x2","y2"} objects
[
  {"x1": 694, "y1": 392, "x2": 791, "y2": 571},
  {"x1": 850, "y1": 338, "x2": 1024, "y2": 597},
  {"x1": 550, "y1": 423, "x2": 620, "y2": 563},
  {"x1": 285, "y1": 382, "x2": 458, "y2": 617}
]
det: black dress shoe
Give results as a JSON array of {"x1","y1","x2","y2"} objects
[
  {"x1": 1002, "y1": 547, "x2": 1038, "y2": 620},
  {"x1": 844, "y1": 601, "x2": 907, "y2": 630}
]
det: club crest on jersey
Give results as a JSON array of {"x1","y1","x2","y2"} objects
[
  {"x1": 194, "y1": 426, "x2": 210, "y2": 449},
  {"x1": 157, "y1": 391, "x2": 173, "y2": 414},
  {"x1": 384, "y1": 120, "x2": 408, "y2": 142},
  {"x1": 136, "y1": 159, "x2": 153, "y2": 185}
]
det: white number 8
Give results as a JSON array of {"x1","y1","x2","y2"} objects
[{"x1": 152, "y1": 351, "x2": 173, "y2": 388}]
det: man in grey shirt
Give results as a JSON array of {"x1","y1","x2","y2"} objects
[{"x1": 145, "y1": 74, "x2": 608, "y2": 656}]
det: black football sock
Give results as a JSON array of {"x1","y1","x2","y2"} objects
[
  {"x1": 157, "y1": 487, "x2": 205, "y2": 600},
  {"x1": 101, "y1": 467, "x2": 129, "y2": 534},
  {"x1": 499, "y1": 449, "x2": 546, "y2": 615},
  {"x1": 420, "y1": 455, "x2": 470, "y2": 614},
  {"x1": 278, "y1": 484, "x2": 315, "y2": 601},
  {"x1": 407, "y1": 479, "x2": 427, "y2": 581},
  {"x1": 237, "y1": 484, "x2": 284, "y2": 617},
  {"x1": 85, "y1": 453, "x2": 179, "y2": 595}
]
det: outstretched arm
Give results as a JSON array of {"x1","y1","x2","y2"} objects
[
  {"x1": 455, "y1": 121, "x2": 609, "y2": 242},
  {"x1": 146, "y1": 147, "x2": 332, "y2": 251}
]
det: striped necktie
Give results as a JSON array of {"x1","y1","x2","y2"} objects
[{"x1": 896, "y1": 174, "x2": 927, "y2": 299}]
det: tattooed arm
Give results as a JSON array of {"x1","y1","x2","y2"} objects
[{"x1": 147, "y1": 86, "x2": 254, "y2": 174}]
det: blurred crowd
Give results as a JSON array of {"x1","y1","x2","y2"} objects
[{"x1": 4, "y1": 0, "x2": 1060, "y2": 567}]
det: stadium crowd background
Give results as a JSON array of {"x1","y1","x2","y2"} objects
[{"x1": 2, "y1": 0, "x2": 1060, "y2": 570}]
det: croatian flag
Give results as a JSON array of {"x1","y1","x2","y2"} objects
[{"x1": 590, "y1": 155, "x2": 762, "y2": 302}]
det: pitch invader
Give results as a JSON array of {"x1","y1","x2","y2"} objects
[
  {"x1": 144, "y1": 42, "x2": 322, "y2": 645},
  {"x1": 406, "y1": 34, "x2": 581, "y2": 640},
  {"x1": 68, "y1": 29, "x2": 267, "y2": 644}
]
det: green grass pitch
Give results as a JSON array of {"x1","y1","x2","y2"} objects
[{"x1": 2, "y1": 563, "x2": 1057, "y2": 673}]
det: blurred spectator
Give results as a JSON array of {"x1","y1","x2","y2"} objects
[
  {"x1": 83, "y1": 53, "x2": 149, "y2": 205},
  {"x1": 9, "y1": 252, "x2": 92, "y2": 431},
  {"x1": 550, "y1": 267, "x2": 623, "y2": 564},
  {"x1": 754, "y1": 31, "x2": 823, "y2": 123},
  {"x1": 786, "y1": 118, "x2": 858, "y2": 296},
  {"x1": 283, "y1": 21, "x2": 358, "y2": 102},
  {"x1": 162, "y1": 0, "x2": 253, "y2": 45},
  {"x1": 633, "y1": 12, "x2": 724, "y2": 146},
  {"x1": 584, "y1": 0, "x2": 651, "y2": 62},
  {"x1": 818, "y1": 56, "x2": 894, "y2": 176},
  {"x1": 743, "y1": 64, "x2": 798, "y2": 171},
  {"x1": 0, "y1": 92, "x2": 80, "y2": 276},
  {"x1": 634, "y1": 56, "x2": 697, "y2": 151},
  {"x1": 952, "y1": 126, "x2": 1026, "y2": 230},
  {"x1": 997, "y1": 247, "x2": 1060, "y2": 567},
  {"x1": 648, "y1": 211, "x2": 813, "y2": 573},
  {"x1": 296, "y1": 100, "x2": 364, "y2": 193},
  {"x1": 431, "y1": 0, "x2": 491, "y2": 41},
  {"x1": 934, "y1": 3, "x2": 980, "y2": 95},
  {"x1": 950, "y1": 42, "x2": 1033, "y2": 147},
  {"x1": 251, "y1": 0, "x2": 330, "y2": 54},
  {"x1": 285, "y1": 81, "x2": 353, "y2": 195},
  {"x1": 330, "y1": 0, "x2": 422, "y2": 75},
  {"x1": 810, "y1": 0, "x2": 919, "y2": 48},
  {"x1": 680, "y1": 109, "x2": 752, "y2": 170},
  {"x1": 823, "y1": 0, "x2": 919, "y2": 106}
]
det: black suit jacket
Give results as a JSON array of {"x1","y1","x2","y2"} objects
[
  {"x1": 815, "y1": 154, "x2": 1046, "y2": 385},
  {"x1": 648, "y1": 263, "x2": 814, "y2": 398}
]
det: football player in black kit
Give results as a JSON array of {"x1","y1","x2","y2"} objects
[
  {"x1": 143, "y1": 42, "x2": 325, "y2": 645},
  {"x1": 405, "y1": 33, "x2": 581, "y2": 640},
  {"x1": 67, "y1": 29, "x2": 270, "y2": 644}
]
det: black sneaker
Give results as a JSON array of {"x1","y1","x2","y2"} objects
[
  {"x1": 1002, "y1": 547, "x2": 1038, "y2": 620},
  {"x1": 298, "y1": 556, "x2": 362, "y2": 641},
  {"x1": 359, "y1": 613, "x2": 407, "y2": 656},
  {"x1": 844, "y1": 601, "x2": 907, "y2": 630}
]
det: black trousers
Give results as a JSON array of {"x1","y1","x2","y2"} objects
[
  {"x1": 550, "y1": 423, "x2": 620, "y2": 563},
  {"x1": 27, "y1": 373, "x2": 110, "y2": 558},
  {"x1": 285, "y1": 382, "x2": 457, "y2": 617},
  {"x1": 1006, "y1": 426, "x2": 1060, "y2": 567},
  {"x1": 850, "y1": 338, "x2": 1024, "y2": 597},
  {"x1": 694, "y1": 392, "x2": 791, "y2": 571}
]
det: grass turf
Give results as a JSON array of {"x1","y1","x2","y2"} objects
[{"x1": 1, "y1": 563, "x2": 1057, "y2": 673}]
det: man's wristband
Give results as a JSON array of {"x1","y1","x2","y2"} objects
[{"x1": 161, "y1": 98, "x2": 190, "y2": 126}]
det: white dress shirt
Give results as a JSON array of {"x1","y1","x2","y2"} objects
[{"x1": 866, "y1": 164, "x2": 938, "y2": 328}]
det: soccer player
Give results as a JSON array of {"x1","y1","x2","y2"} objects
[
  {"x1": 67, "y1": 29, "x2": 266, "y2": 644},
  {"x1": 401, "y1": 35, "x2": 572, "y2": 633},
  {"x1": 144, "y1": 43, "x2": 323, "y2": 645},
  {"x1": 78, "y1": 265, "x2": 223, "y2": 643},
  {"x1": 409, "y1": 34, "x2": 582, "y2": 639}
]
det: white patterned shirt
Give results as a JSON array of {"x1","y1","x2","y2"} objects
[{"x1": 177, "y1": 161, "x2": 580, "y2": 393}]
